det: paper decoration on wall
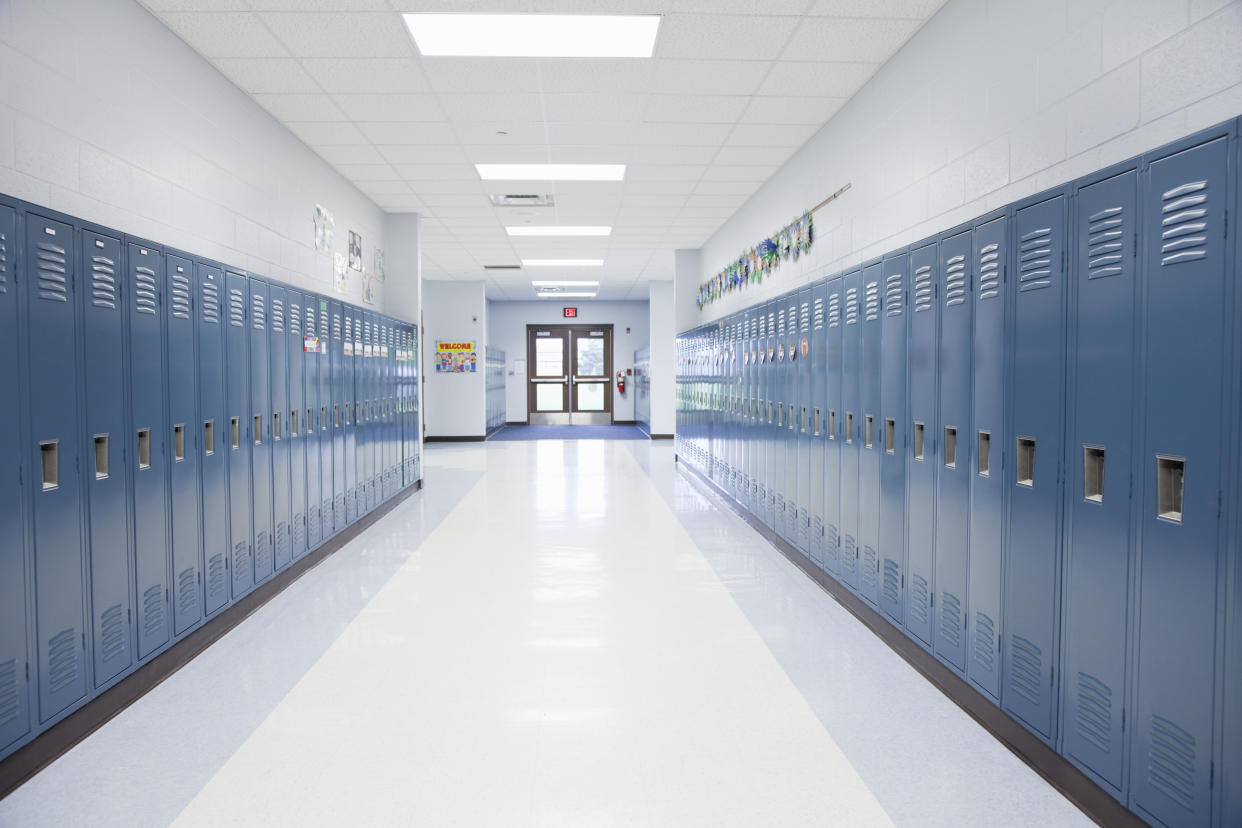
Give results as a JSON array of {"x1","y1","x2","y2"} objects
[
  {"x1": 697, "y1": 210, "x2": 813, "y2": 311},
  {"x1": 373, "y1": 247, "x2": 386, "y2": 282},
  {"x1": 333, "y1": 252, "x2": 348, "y2": 294},
  {"x1": 348, "y1": 231, "x2": 362, "y2": 271},
  {"x1": 435, "y1": 341, "x2": 477, "y2": 373},
  {"x1": 313, "y1": 204, "x2": 334, "y2": 252},
  {"x1": 362, "y1": 271, "x2": 376, "y2": 305}
]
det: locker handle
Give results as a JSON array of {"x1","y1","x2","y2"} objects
[
  {"x1": 93, "y1": 434, "x2": 109, "y2": 479},
  {"x1": 254, "y1": 415, "x2": 262, "y2": 445},
  {"x1": 1156, "y1": 455, "x2": 1184, "y2": 522},
  {"x1": 913, "y1": 422, "x2": 925, "y2": 460},
  {"x1": 865, "y1": 415, "x2": 874, "y2": 449},
  {"x1": 944, "y1": 427, "x2": 956, "y2": 468},
  {"x1": 40, "y1": 440, "x2": 59, "y2": 490},
  {"x1": 1016, "y1": 437, "x2": 1035, "y2": 486},
  {"x1": 204, "y1": 420, "x2": 215, "y2": 455},
  {"x1": 137, "y1": 429, "x2": 151, "y2": 469},
  {"x1": 1083, "y1": 445, "x2": 1104, "y2": 502},
  {"x1": 845, "y1": 413, "x2": 853, "y2": 444},
  {"x1": 978, "y1": 431, "x2": 990, "y2": 476},
  {"x1": 173, "y1": 424, "x2": 185, "y2": 462},
  {"x1": 231, "y1": 417, "x2": 240, "y2": 450},
  {"x1": 885, "y1": 419, "x2": 895, "y2": 454}
]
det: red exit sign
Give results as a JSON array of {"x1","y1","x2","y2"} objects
[{"x1": 563, "y1": 307, "x2": 578, "y2": 318}]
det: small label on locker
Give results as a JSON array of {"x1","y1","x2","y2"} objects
[
  {"x1": 344, "y1": 341, "x2": 353, "y2": 356},
  {"x1": 95, "y1": 239, "x2": 104, "y2": 248},
  {"x1": 800, "y1": 337, "x2": 809, "y2": 358},
  {"x1": 365, "y1": 345, "x2": 373, "y2": 358},
  {"x1": 777, "y1": 345, "x2": 784, "y2": 362},
  {"x1": 381, "y1": 346, "x2": 389, "y2": 357},
  {"x1": 355, "y1": 339, "x2": 362, "y2": 355},
  {"x1": 319, "y1": 341, "x2": 327, "y2": 354},
  {"x1": 304, "y1": 335, "x2": 319, "y2": 353},
  {"x1": 320, "y1": 300, "x2": 327, "y2": 311}
]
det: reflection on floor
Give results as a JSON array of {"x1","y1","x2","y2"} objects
[
  {"x1": 487, "y1": 424, "x2": 648, "y2": 441},
  {"x1": 0, "y1": 441, "x2": 1089, "y2": 827}
]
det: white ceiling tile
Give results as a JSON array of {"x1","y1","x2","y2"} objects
[
  {"x1": 808, "y1": 0, "x2": 947, "y2": 18},
  {"x1": 650, "y1": 59, "x2": 771, "y2": 95},
  {"x1": 418, "y1": 193, "x2": 490, "y2": 208},
  {"x1": 391, "y1": 162, "x2": 478, "y2": 180},
  {"x1": 757, "y1": 60, "x2": 877, "y2": 97},
  {"x1": 332, "y1": 162, "x2": 399, "y2": 178},
  {"x1": 781, "y1": 16, "x2": 922, "y2": 62},
  {"x1": 712, "y1": 145, "x2": 798, "y2": 165},
  {"x1": 140, "y1": 0, "x2": 250, "y2": 10},
  {"x1": 655, "y1": 14, "x2": 801, "y2": 61},
  {"x1": 642, "y1": 94, "x2": 750, "y2": 123},
  {"x1": 455, "y1": 123, "x2": 547, "y2": 145},
  {"x1": 358, "y1": 121, "x2": 458, "y2": 144},
  {"x1": 160, "y1": 12, "x2": 289, "y2": 57},
  {"x1": 213, "y1": 58, "x2": 321, "y2": 94},
  {"x1": 354, "y1": 179, "x2": 413, "y2": 194},
  {"x1": 439, "y1": 93, "x2": 544, "y2": 123},
  {"x1": 260, "y1": 13, "x2": 416, "y2": 58},
  {"x1": 463, "y1": 145, "x2": 552, "y2": 163},
  {"x1": 636, "y1": 122, "x2": 732, "y2": 146},
  {"x1": 421, "y1": 58, "x2": 541, "y2": 93},
  {"x1": 406, "y1": 180, "x2": 487, "y2": 195},
  {"x1": 313, "y1": 144, "x2": 388, "y2": 164},
  {"x1": 286, "y1": 121, "x2": 370, "y2": 145},
  {"x1": 379, "y1": 145, "x2": 468, "y2": 164},
  {"x1": 699, "y1": 164, "x2": 779, "y2": 182},
  {"x1": 685, "y1": 193, "x2": 746, "y2": 207},
  {"x1": 628, "y1": 145, "x2": 720, "y2": 164},
  {"x1": 301, "y1": 58, "x2": 429, "y2": 94},
  {"x1": 548, "y1": 145, "x2": 634, "y2": 163},
  {"x1": 253, "y1": 93, "x2": 347, "y2": 121},
  {"x1": 623, "y1": 180, "x2": 696, "y2": 194},
  {"x1": 543, "y1": 93, "x2": 644, "y2": 123},
  {"x1": 725, "y1": 122, "x2": 819, "y2": 147},
  {"x1": 546, "y1": 122, "x2": 638, "y2": 146},
  {"x1": 693, "y1": 180, "x2": 761, "y2": 196},
  {"x1": 332, "y1": 94, "x2": 444, "y2": 122},
  {"x1": 619, "y1": 193, "x2": 690, "y2": 207},
  {"x1": 740, "y1": 95, "x2": 844, "y2": 124},
  {"x1": 627, "y1": 164, "x2": 707, "y2": 182},
  {"x1": 367, "y1": 192, "x2": 424, "y2": 209},
  {"x1": 249, "y1": 0, "x2": 391, "y2": 9},
  {"x1": 670, "y1": 0, "x2": 807, "y2": 11},
  {"x1": 536, "y1": 60, "x2": 655, "y2": 94}
]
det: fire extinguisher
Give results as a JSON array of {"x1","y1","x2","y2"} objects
[{"x1": 616, "y1": 370, "x2": 626, "y2": 394}]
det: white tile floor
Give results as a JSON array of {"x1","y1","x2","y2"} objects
[{"x1": 0, "y1": 440, "x2": 1090, "y2": 827}]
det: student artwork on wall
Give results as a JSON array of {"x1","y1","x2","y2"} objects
[
  {"x1": 313, "y1": 204, "x2": 334, "y2": 252},
  {"x1": 333, "y1": 252, "x2": 348, "y2": 294},
  {"x1": 349, "y1": 231, "x2": 362, "y2": 271},
  {"x1": 362, "y1": 272, "x2": 376, "y2": 305},
  {"x1": 374, "y1": 247, "x2": 386, "y2": 281},
  {"x1": 436, "y1": 341, "x2": 477, "y2": 373}
]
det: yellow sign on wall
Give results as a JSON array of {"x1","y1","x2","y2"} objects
[{"x1": 436, "y1": 340, "x2": 477, "y2": 373}]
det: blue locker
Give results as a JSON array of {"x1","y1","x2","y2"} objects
[
  {"x1": 858, "y1": 263, "x2": 883, "y2": 604},
  {"x1": 879, "y1": 252, "x2": 909, "y2": 624},
  {"x1": 304, "y1": 301, "x2": 321, "y2": 548},
  {"x1": 746, "y1": 312, "x2": 758, "y2": 516},
  {"x1": 343, "y1": 310, "x2": 357, "y2": 522},
  {"x1": 128, "y1": 243, "x2": 171, "y2": 660},
  {"x1": 795, "y1": 289, "x2": 813, "y2": 555},
  {"x1": 354, "y1": 312, "x2": 367, "y2": 511},
  {"x1": 248, "y1": 278, "x2": 274, "y2": 584},
  {"x1": 382, "y1": 321, "x2": 394, "y2": 500},
  {"x1": 363, "y1": 314, "x2": 375, "y2": 512},
  {"x1": 224, "y1": 270, "x2": 253, "y2": 597},
  {"x1": 968, "y1": 216, "x2": 1007, "y2": 701},
  {"x1": 934, "y1": 230, "x2": 972, "y2": 673},
  {"x1": 196, "y1": 263, "x2": 229, "y2": 615},
  {"x1": 762, "y1": 302, "x2": 776, "y2": 528},
  {"x1": 1061, "y1": 168, "x2": 1138, "y2": 794},
  {"x1": 839, "y1": 269, "x2": 861, "y2": 590},
  {"x1": 775, "y1": 300, "x2": 791, "y2": 541},
  {"x1": 411, "y1": 324, "x2": 419, "y2": 482},
  {"x1": 0, "y1": 202, "x2": 32, "y2": 749},
  {"x1": 1131, "y1": 135, "x2": 1230, "y2": 827},
  {"x1": 906, "y1": 242, "x2": 938, "y2": 649},
  {"x1": 288, "y1": 292, "x2": 307, "y2": 558},
  {"x1": 823, "y1": 281, "x2": 843, "y2": 574},
  {"x1": 26, "y1": 212, "x2": 88, "y2": 721},
  {"x1": 80, "y1": 229, "x2": 133, "y2": 686},
  {"x1": 330, "y1": 302, "x2": 345, "y2": 528},
  {"x1": 809, "y1": 282, "x2": 827, "y2": 568},
  {"x1": 317, "y1": 301, "x2": 332, "y2": 539},
  {"x1": 1004, "y1": 194, "x2": 1067, "y2": 740},
  {"x1": 165, "y1": 254, "x2": 202, "y2": 636},
  {"x1": 269, "y1": 284, "x2": 291, "y2": 572}
]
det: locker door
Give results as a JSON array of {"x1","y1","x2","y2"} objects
[
  {"x1": 879, "y1": 253, "x2": 909, "y2": 623},
  {"x1": 858, "y1": 263, "x2": 883, "y2": 604},
  {"x1": 249, "y1": 278, "x2": 273, "y2": 584},
  {"x1": 224, "y1": 271, "x2": 253, "y2": 596},
  {"x1": 383, "y1": 323, "x2": 394, "y2": 499},
  {"x1": 354, "y1": 312, "x2": 366, "y2": 512},
  {"x1": 128, "y1": 243, "x2": 171, "y2": 660},
  {"x1": 26, "y1": 213, "x2": 87, "y2": 720},
  {"x1": 968, "y1": 216, "x2": 1007, "y2": 701},
  {"x1": 0, "y1": 203, "x2": 32, "y2": 749},
  {"x1": 1132, "y1": 136, "x2": 1229, "y2": 826},
  {"x1": 796, "y1": 290, "x2": 813, "y2": 554},
  {"x1": 809, "y1": 284, "x2": 827, "y2": 568},
  {"x1": 197, "y1": 263, "x2": 229, "y2": 615},
  {"x1": 839, "y1": 270, "x2": 862, "y2": 589},
  {"x1": 287, "y1": 293, "x2": 307, "y2": 558},
  {"x1": 824, "y1": 282, "x2": 843, "y2": 574},
  {"x1": 343, "y1": 310, "x2": 357, "y2": 522},
  {"x1": 775, "y1": 302, "x2": 790, "y2": 540},
  {"x1": 763, "y1": 303, "x2": 777, "y2": 528},
  {"x1": 359, "y1": 316, "x2": 372, "y2": 513},
  {"x1": 269, "y1": 284, "x2": 291, "y2": 572},
  {"x1": 1004, "y1": 195, "x2": 1068, "y2": 739},
  {"x1": 330, "y1": 302, "x2": 344, "y2": 528},
  {"x1": 1062, "y1": 169, "x2": 1138, "y2": 793},
  {"x1": 745, "y1": 314, "x2": 758, "y2": 516},
  {"x1": 166, "y1": 254, "x2": 202, "y2": 636},
  {"x1": 80, "y1": 230, "x2": 133, "y2": 686},
  {"x1": 411, "y1": 324, "x2": 419, "y2": 481},
  {"x1": 304, "y1": 302, "x2": 321, "y2": 548},
  {"x1": 906, "y1": 242, "x2": 938, "y2": 649},
  {"x1": 318, "y1": 302, "x2": 332, "y2": 539},
  {"x1": 935, "y1": 230, "x2": 972, "y2": 673}
]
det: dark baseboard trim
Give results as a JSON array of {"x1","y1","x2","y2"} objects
[
  {"x1": 673, "y1": 456, "x2": 1142, "y2": 828},
  {"x1": 505, "y1": 420, "x2": 527, "y2": 426},
  {"x1": 649, "y1": 433, "x2": 674, "y2": 440},
  {"x1": 424, "y1": 435, "x2": 486, "y2": 442},
  {"x1": 0, "y1": 482, "x2": 421, "y2": 800},
  {"x1": 613, "y1": 419, "x2": 637, "y2": 425}
]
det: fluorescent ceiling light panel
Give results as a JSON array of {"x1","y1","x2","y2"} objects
[
  {"x1": 506, "y1": 226, "x2": 612, "y2": 237},
  {"x1": 538, "y1": 291, "x2": 597, "y2": 299},
  {"x1": 522, "y1": 259, "x2": 604, "y2": 267},
  {"x1": 477, "y1": 164, "x2": 625, "y2": 182},
  {"x1": 404, "y1": 14, "x2": 660, "y2": 58},
  {"x1": 530, "y1": 281, "x2": 599, "y2": 288}
]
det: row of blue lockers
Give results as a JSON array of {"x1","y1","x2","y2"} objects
[
  {"x1": 675, "y1": 121, "x2": 1241, "y2": 827},
  {"x1": 485, "y1": 346, "x2": 506, "y2": 432},
  {"x1": 0, "y1": 194, "x2": 421, "y2": 764}
]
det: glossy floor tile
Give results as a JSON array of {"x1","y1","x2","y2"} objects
[{"x1": 1, "y1": 440, "x2": 1089, "y2": 827}]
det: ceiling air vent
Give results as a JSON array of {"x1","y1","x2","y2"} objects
[
  {"x1": 483, "y1": 264, "x2": 522, "y2": 270},
  {"x1": 489, "y1": 194, "x2": 555, "y2": 207}
]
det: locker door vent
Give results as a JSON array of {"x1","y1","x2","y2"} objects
[
  {"x1": 861, "y1": 546, "x2": 877, "y2": 588},
  {"x1": 177, "y1": 568, "x2": 197, "y2": 620},
  {"x1": 841, "y1": 535, "x2": 857, "y2": 574},
  {"x1": 305, "y1": 307, "x2": 315, "y2": 336},
  {"x1": 884, "y1": 273, "x2": 903, "y2": 316},
  {"x1": 319, "y1": 311, "x2": 328, "y2": 338},
  {"x1": 333, "y1": 313, "x2": 342, "y2": 338},
  {"x1": 864, "y1": 281, "x2": 881, "y2": 320},
  {"x1": 0, "y1": 230, "x2": 8, "y2": 294},
  {"x1": 99, "y1": 604, "x2": 126, "y2": 662},
  {"x1": 256, "y1": 532, "x2": 271, "y2": 574},
  {"x1": 910, "y1": 575, "x2": 930, "y2": 625},
  {"x1": 1018, "y1": 228, "x2": 1053, "y2": 292},
  {"x1": 251, "y1": 293, "x2": 266, "y2": 330},
  {"x1": 46, "y1": 628, "x2": 79, "y2": 692},
  {"x1": 292, "y1": 514, "x2": 305, "y2": 549},
  {"x1": 1087, "y1": 205, "x2": 1126, "y2": 279},
  {"x1": 826, "y1": 524, "x2": 839, "y2": 559},
  {"x1": 913, "y1": 265, "x2": 933, "y2": 312},
  {"x1": 882, "y1": 559, "x2": 901, "y2": 605},
  {"x1": 944, "y1": 255, "x2": 967, "y2": 307},
  {"x1": 201, "y1": 279, "x2": 220, "y2": 324},
  {"x1": 1148, "y1": 714, "x2": 1196, "y2": 810},
  {"x1": 0, "y1": 658, "x2": 19, "y2": 726},
  {"x1": 844, "y1": 288, "x2": 859, "y2": 325},
  {"x1": 141, "y1": 585, "x2": 164, "y2": 639},
  {"x1": 171, "y1": 272, "x2": 191, "y2": 319},
  {"x1": 91, "y1": 256, "x2": 118, "y2": 310},
  {"x1": 1074, "y1": 672, "x2": 1113, "y2": 753},
  {"x1": 271, "y1": 298, "x2": 284, "y2": 333},
  {"x1": 812, "y1": 297, "x2": 825, "y2": 328},
  {"x1": 939, "y1": 592, "x2": 961, "y2": 646},
  {"x1": 35, "y1": 241, "x2": 69, "y2": 302},
  {"x1": 973, "y1": 612, "x2": 996, "y2": 673},
  {"x1": 276, "y1": 521, "x2": 289, "y2": 560},
  {"x1": 977, "y1": 243, "x2": 1000, "y2": 300},
  {"x1": 290, "y1": 303, "x2": 302, "y2": 335},
  {"x1": 828, "y1": 292, "x2": 841, "y2": 327},
  {"x1": 134, "y1": 266, "x2": 158, "y2": 315},
  {"x1": 1159, "y1": 180, "x2": 1208, "y2": 267},
  {"x1": 232, "y1": 542, "x2": 249, "y2": 585},
  {"x1": 1008, "y1": 634, "x2": 1043, "y2": 706},
  {"x1": 207, "y1": 553, "x2": 226, "y2": 598},
  {"x1": 228, "y1": 288, "x2": 245, "y2": 327}
]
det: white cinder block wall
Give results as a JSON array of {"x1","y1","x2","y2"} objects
[
  {"x1": 647, "y1": 282, "x2": 676, "y2": 436},
  {"x1": 678, "y1": 0, "x2": 1242, "y2": 331},
  {"x1": 0, "y1": 0, "x2": 392, "y2": 314},
  {"x1": 423, "y1": 280, "x2": 487, "y2": 438}
]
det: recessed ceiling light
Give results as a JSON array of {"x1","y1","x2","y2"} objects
[
  {"x1": 538, "y1": 291, "x2": 597, "y2": 299},
  {"x1": 522, "y1": 259, "x2": 604, "y2": 267},
  {"x1": 403, "y1": 14, "x2": 661, "y2": 58},
  {"x1": 478, "y1": 164, "x2": 625, "y2": 182},
  {"x1": 531, "y1": 281, "x2": 599, "y2": 288},
  {"x1": 507, "y1": 226, "x2": 612, "y2": 237}
]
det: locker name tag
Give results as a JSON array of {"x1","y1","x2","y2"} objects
[
  {"x1": 344, "y1": 341, "x2": 353, "y2": 356},
  {"x1": 365, "y1": 345, "x2": 373, "y2": 357}
]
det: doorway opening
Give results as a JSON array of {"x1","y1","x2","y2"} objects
[{"x1": 526, "y1": 324, "x2": 613, "y2": 425}]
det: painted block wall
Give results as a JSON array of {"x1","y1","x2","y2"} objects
[
  {"x1": 679, "y1": 0, "x2": 1242, "y2": 331},
  {"x1": 486, "y1": 300, "x2": 650, "y2": 424},
  {"x1": 423, "y1": 280, "x2": 486, "y2": 438},
  {"x1": 648, "y1": 281, "x2": 676, "y2": 436},
  {"x1": 0, "y1": 0, "x2": 390, "y2": 312}
]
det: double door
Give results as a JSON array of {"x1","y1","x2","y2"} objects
[{"x1": 527, "y1": 325, "x2": 613, "y2": 425}]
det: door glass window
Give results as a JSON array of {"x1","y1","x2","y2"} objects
[
  {"x1": 578, "y1": 383, "x2": 605, "y2": 411},
  {"x1": 536, "y1": 384, "x2": 564, "y2": 411},
  {"x1": 576, "y1": 337, "x2": 605, "y2": 376},
  {"x1": 535, "y1": 337, "x2": 564, "y2": 376}
]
